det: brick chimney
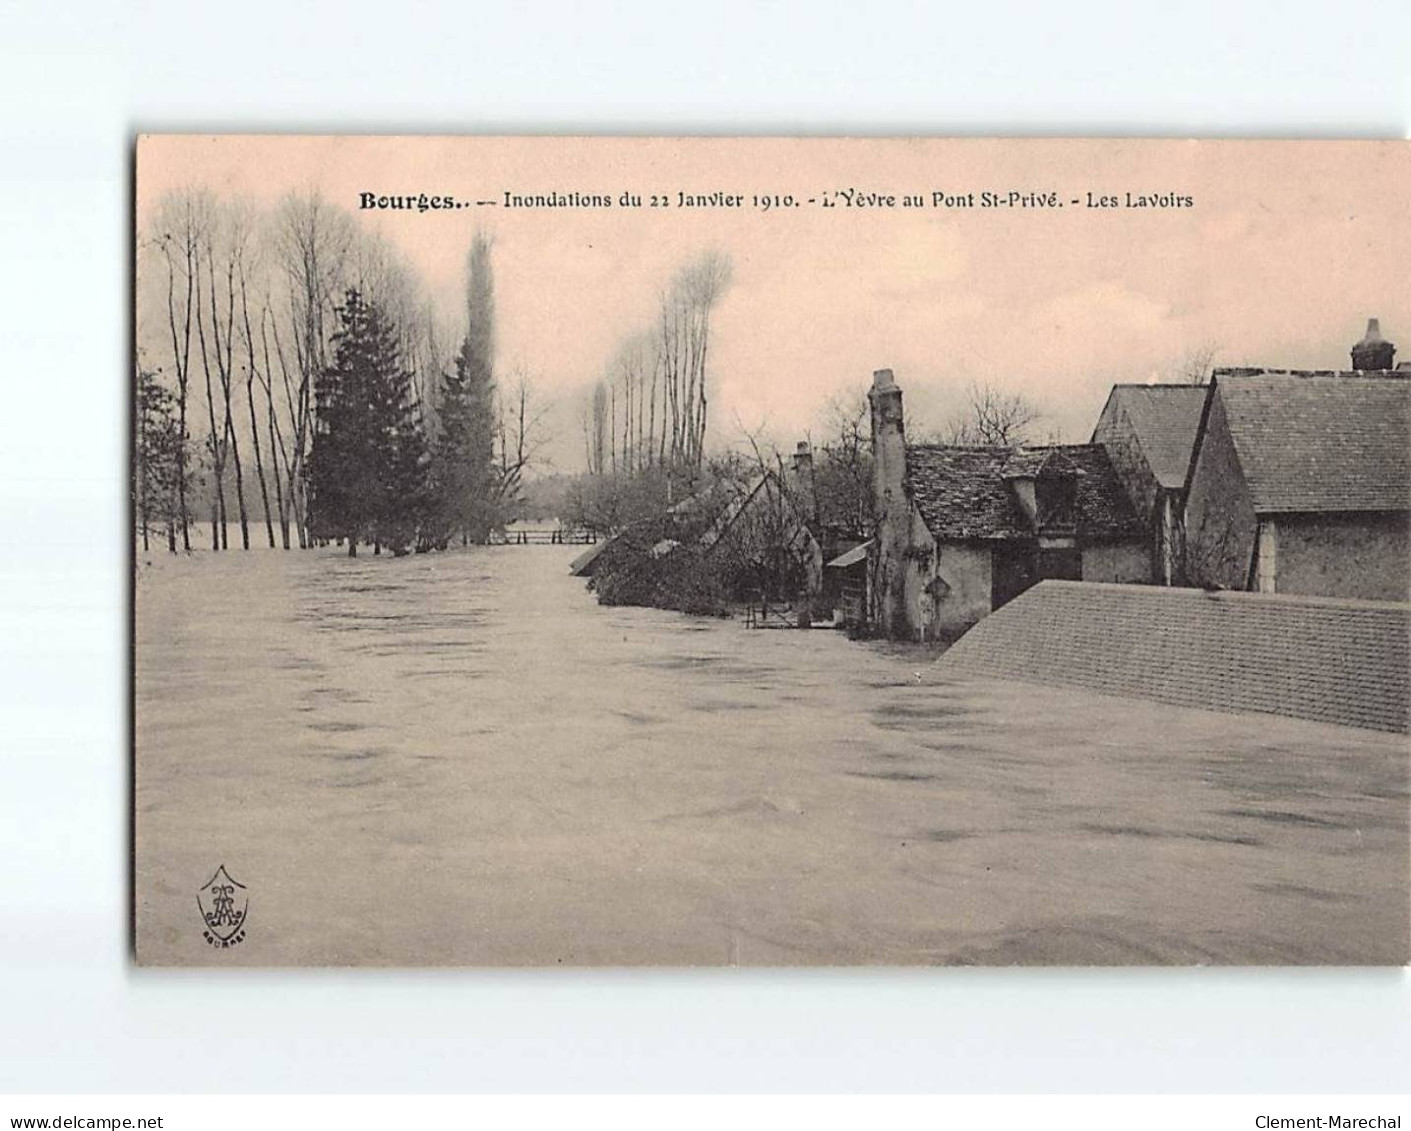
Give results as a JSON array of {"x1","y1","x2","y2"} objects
[
  {"x1": 789, "y1": 440, "x2": 816, "y2": 524},
  {"x1": 1351, "y1": 318, "x2": 1396, "y2": 371},
  {"x1": 869, "y1": 368, "x2": 907, "y2": 636}
]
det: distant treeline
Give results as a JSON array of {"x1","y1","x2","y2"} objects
[{"x1": 134, "y1": 190, "x2": 546, "y2": 556}]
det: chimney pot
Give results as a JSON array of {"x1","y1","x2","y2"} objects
[{"x1": 1351, "y1": 317, "x2": 1396, "y2": 371}]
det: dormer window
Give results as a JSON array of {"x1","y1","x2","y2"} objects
[{"x1": 1035, "y1": 451, "x2": 1080, "y2": 533}]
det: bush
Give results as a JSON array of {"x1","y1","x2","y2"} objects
[{"x1": 590, "y1": 543, "x2": 729, "y2": 616}]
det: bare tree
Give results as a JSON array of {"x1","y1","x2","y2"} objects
[
  {"x1": 813, "y1": 388, "x2": 873, "y2": 535},
  {"x1": 190, "y1": 200, "x2": 248, "y2": 549},
  {"x1": 583, "y1": 382, "x2": 609, "y2": 476},
  {"x1": 942, "y1": 382, "x2": 1042, "y2": 447},
  {"x1": 493, "y1": 371, "x2": 553, "y2": 515},
  {"x1": 255, "y1": 303, "x2": 295, "y2": 548},
  {"x1": 235, "y1": 230, "x2": 277, "y2": 547},
  {"x1": 1165, "y1": 342, "x2": 1220, "y2": 385},
  {"x1": 654, "y1": 250, "x2": 732, "y2": 478},
  {"x1": 588, "y1": 251, "x2": 731, "y2": 491},
  {"x1": 272, "y1": 192, "x2": 354, "y2": 546},
  {"x1": 414, "y1": 296, "x2": 456, "y2": 437},
  {"x1": 151, "y1": 190, "x2": 208, "y2": 551}
]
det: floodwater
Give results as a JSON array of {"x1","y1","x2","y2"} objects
[{"x1": 134, "y1": 543, "x2": 1410, "y2": 965}]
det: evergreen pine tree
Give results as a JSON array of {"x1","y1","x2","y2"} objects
[
  {"x1": 134, "y1": 365, "x2": 189, "y2": 554},
  {"x1": 311, "y1": 289, "x2": 428, "y2": 556},
  {"x1": 426, "y1": 363, "x2": 473, "y2": 549},
  {"x1": 374, "y1": 335, "x2": 429, "y2": 557}
]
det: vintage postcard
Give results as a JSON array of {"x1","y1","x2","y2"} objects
[{"x1": 132, "y1": 136, "x2": 1409, "y2": 965}]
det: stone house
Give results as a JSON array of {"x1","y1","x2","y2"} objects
[
  {"x1": 1090, "y1": 384, "x2": 1207, "y2": 585},
  {"x1": 1183, "y1": 359, "x2": 1410, "y2": 601},
  {"x1": 869, "y1": 368, "x2": 1149, "y2": 640}
]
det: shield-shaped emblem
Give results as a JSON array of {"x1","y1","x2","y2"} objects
[{"x1": 197, "y1": 865, "x2": 248, "y2": 942}]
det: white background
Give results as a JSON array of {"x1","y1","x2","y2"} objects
[{"x1": 1, "y1": 0, "x2": 1409, "y2": 1094}]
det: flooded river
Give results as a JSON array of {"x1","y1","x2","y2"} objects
[{"x1": 134, "y1": 543, "x2": 1409, "y2": 965}]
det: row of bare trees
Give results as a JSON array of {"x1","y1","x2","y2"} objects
[
  {"x1": 581, "y1": 250, "x2": 732, "y2": 481},
  {"x1": 139, "y1": 190, "x2": 461, "y2": 553}
]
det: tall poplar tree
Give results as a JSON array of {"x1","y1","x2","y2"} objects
[
  {"x1": 427, "y1": 231, "x2": 498, "y2": 545},
  {"x1": 460, "y1": 231, "x2": 498, "y2": 541}
]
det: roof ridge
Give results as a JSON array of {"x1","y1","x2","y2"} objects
[
  {"x1": 906, "y1": 442, "x2": 1104, "y2": 453},
  {"x1": 1214, "y1": 367, "x2": 1409, "y2": 380},
  {"x1": 1038, "y1": 578, "x2": 1411, "y2": 613}
]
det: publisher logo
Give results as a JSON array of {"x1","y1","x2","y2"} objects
[{"x1": 197, "y1": 865, "x2": 248, "y2": 948}]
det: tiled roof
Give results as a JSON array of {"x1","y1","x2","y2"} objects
[
  {"x1": 1211, "y1": 371, "x2": 1411, "y2": 513},
  {"x1": 1096, "y1": 384, "x2": 1208, "y2": 489},
  {"x1": 904, "y1": 444, "x2": 1145, "y2": 542},
  {"x1": 938, "y1": 580, "x2": 1411, "y2": 733}
]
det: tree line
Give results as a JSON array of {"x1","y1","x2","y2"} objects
[
  {"x1": 564, "y1": 250, "x2": 732, "y2": 534},
  {"x1": 134, "y1": 193, "x2": 546, "y2": 557},
  {"x1": 581, "y1": 249, "x2": 733, "y2": 479}
]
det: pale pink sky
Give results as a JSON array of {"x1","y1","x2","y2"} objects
[{"x1": 136, "y1": 136, "x2": 1409, "y2": 466}]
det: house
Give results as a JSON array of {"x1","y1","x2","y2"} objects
[
  {"x1": 575, "y1": 460, "x2": 825, "y2": 616},
  {"x1": 869, "y1": 368, "x2": 1150, "y2": 640},
  {"x1": 1090, "y1": 384, "x2": 1207, "y2": 585},
  {"x1": 699, "y1": 465, "x2": 824, "y2": 604},
  {"x1": 1182, "y1": 325, "x2": 1410, "y2": 601}
]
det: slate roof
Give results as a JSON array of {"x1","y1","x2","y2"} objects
[
  {"x1": 1210, "y1": 371, "x2": 1411, "y2": 513},
  {"x1": 938, "y1": 580, "x2": 1410, "y2": 733},
  {"x1": 1094, "y1": 384, "x2": 1208, "y2": 489},
  {"x1": 904, "y1": 443, "x2": 1145, "y2": 542}
]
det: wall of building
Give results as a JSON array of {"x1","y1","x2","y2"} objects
[
  {"x1": 898, "y1": 527, "x2": 1151, "y2": 640},
  {"x1": 1081, "y1": 539, "x2": 1151, "y2": 584},
  {"x1": 1183, "y1": 393, "x2": 1258, "y2": 590},
  {"x1": 1092, "y1": 399, "x2": 1162, "y2": 519},
  {"x1": 1273, "y1": 511, "x2": 1411, "y2": 602},
  {"x1": 929, "y1": 540, "x2": 992, "y2": 639},
  {"x1": 887, "y1": 502, "x2": 994, "y2": 642},
  {"x1": 1092, "y1": 401, "x2": 1186, "y2": 584}
]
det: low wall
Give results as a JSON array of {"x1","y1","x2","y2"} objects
[{"x1": 936, "y1": 580, "x2": 1411, "y2": 733}]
